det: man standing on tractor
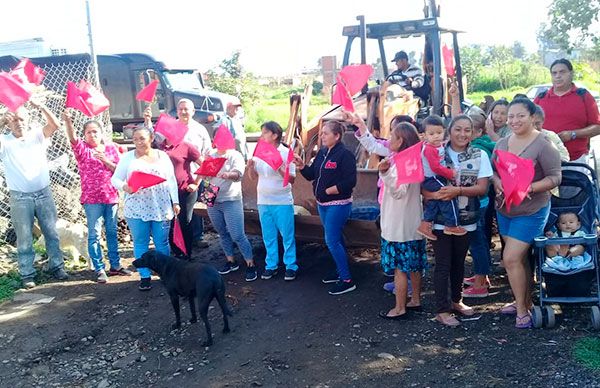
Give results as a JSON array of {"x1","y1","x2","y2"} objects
[{"x1": 386, "y1": 51, "x2": 430, "y2": 104}]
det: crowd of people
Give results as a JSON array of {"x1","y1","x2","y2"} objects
[{"x1": 1, "y1": 58, "x2": 599, "y2": 329}]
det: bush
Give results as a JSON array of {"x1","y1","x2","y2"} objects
[
  {"x1": 573, "y1": 337, "x2": 600, "y2": 371},
  {"x1": 0, "y1": 271, "x2": 21, "y2": 303}
]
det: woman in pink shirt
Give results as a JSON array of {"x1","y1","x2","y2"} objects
[{"x1": 63, "y1": 110, "x2": 131, "y2": 283}]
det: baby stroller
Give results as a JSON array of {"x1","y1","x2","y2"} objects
[{"x1": 532, "y1": 162, "x2": 600, "y2": 329}]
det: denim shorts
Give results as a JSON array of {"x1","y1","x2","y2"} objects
[{"x1": 496, "y1": 204, "x2": 550, "y2": 244}]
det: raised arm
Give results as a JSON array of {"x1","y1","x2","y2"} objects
[
  {"x1": 61, "y1": 109, "x2": 77, "y2": 144},
  {"x1": 30, "y1": 99, "x2": 60, "y2": 138}
]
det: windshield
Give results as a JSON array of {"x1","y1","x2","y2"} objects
[{"x1": 163, "y1": 71, "x2": 203, "y2": 91}]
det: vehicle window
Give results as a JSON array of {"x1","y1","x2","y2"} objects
[{"x1": 164, "y1": 71, "x2": 203, "y2": 91}]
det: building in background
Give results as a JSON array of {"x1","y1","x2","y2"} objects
[{"x1": 0, "y1": 38, "x2": 67, "y2": 58}]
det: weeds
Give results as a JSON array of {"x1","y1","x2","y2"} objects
[{"x1": 573, "y1": 337, "x2": 600, "y2": 371}]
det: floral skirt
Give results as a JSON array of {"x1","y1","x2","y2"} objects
[{"x1": 380, "y1": 238, "x2": 428, "y2": 274}]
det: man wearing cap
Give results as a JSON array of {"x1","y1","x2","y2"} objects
[
  {"x1": 1, "y1": 102, "x2": 68, "y2": 289},
  {"x1": 223, "y1": 102, "x2": 248, "y2": 160},
  {"x1": 386, "y1": 51, "x2": 428, "y2": 102}
]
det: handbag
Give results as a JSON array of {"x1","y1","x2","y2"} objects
[{"x1": 198, "y1": 179, "x2": 220, "y2": 207}]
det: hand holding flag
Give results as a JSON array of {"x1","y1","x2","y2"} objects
[
  {"x1": 136, "y1": 80, "x2": 159, "y2": 103},
  {"x1": 127, "y1": 171, "x2": 166, "y2": 193},
  {"x1": 253, "y1": 139, "x2": 283, "y2": 170},
  {"x1": 493, "y1": 150, "x2": 535, "y2": 212},
  {"x1": 282, "y1": 140, "x2": 296, "y2": 187},
  {"x1": 392, "y1": 141, "x2": 424, "y2": 187}
]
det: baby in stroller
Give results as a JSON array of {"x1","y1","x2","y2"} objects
[{"x1": 544, "y1": 212, "x2": 593, "y2": 272}]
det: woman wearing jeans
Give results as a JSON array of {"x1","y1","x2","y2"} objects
[
  {"x1": 111, "y1": 126, "x2": 179, "y2": 291},
  {"x1": 423, "y1": 115, "x2": 492, "y2": 326},
  {"x1": 63, "y1": 110, "x2": 131, "y2": 283},
  {"x1": 294, "y1": 121, "x2": 357, "y2": 295}
]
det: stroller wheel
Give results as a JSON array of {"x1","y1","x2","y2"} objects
[
  {"x1": 591, "y1": 306, "x2": 600, "y2": 330},
  {"x1": 532, "y1": 306, "x2": 543, "y2": 328},
  {"x1": 544, "y1": 306, "x2": 556, "y2": 328}
]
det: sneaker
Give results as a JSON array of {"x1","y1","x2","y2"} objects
[
  {"x1": 108, "y1": 267, "x2": 133, "y2": 276},
  {"x1": 138, "y1": 278, "x2": 152, "y2": 291},
  {"x1": 461, "y1": 285, "x2": 489, "y2": 298},
  {"x1": 218, "y1": 261, "x2": 240, "y2": 275},
  {"x1": 52, "y1": 268, "x2": 69, "y2": 280},
  {"x1": 416, "y1": 221, "x2": 437, "y2": 240},
  {"x1": 443, "y1": 225, "x2": 467, "y2": 236},
  {"x1": 22, "y1": 279, "x2": 36, "y2": 289},
  {"x1": 284, "y1": 269, "x2": 297, "y2": 281},
  {"x1": 322, "y1": 272, "x2": 339, "y2": 284},
  {"x1": 463, "y1": 276, "x2": 491, "y2": 287},
  {"x1": 97, "y1": 270, "x2": 108, "y2": 284},
  {"x1": 245, "y1": 266, "x2": 258, "y2": 282},
  {"x1": 261, "y1": 268, "x2": 278, "y2": 280},
  {"x1": 383, "y1": 281, "x2": 395, "y2": 293},
  {"x1": 328, "y1": 280, "x2": 357, "y2": 295}
]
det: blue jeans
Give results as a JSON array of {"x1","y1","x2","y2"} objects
[
  {"x1": 207, "y1": 200, "x2": 253, "y2": 260},
  {"x1": 258, "y1": 204, "x2": 298, "y2": 271},
  {"x1": 468, "y1": 205, "x2": 491, "y2": 276},
  {"x1": 9, "y1": 187, "x2": 64, "y2": 279},
  {"x1": 317, "y1": 203, "x2": 352, "y2": 281},
  {"x1": 125, "y1": 217, "x2": 171, "y2": 279},
  {"x1": 83, "y1": 203, "x2": 120, "y2": 272}
]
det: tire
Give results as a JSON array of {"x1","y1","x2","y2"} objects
[
  {"x1": 532, "y1": 306, "x2": 543, "y2": 328},
  {"x1": 544, "y1": 306, "x2": 556, "y2": 328},
  {"x1": 591, "y1": 306, "x2": 600, "y2": 330}
]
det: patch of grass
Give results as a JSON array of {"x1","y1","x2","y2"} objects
[
  {"x1": 0, "y1": 271, "x2": 22, "y2": 303},
  {"x1": 573, "y1": 337, "x2": 600, "y2": 371}
]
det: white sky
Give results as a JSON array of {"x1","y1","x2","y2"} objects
[{"x1": 1, "y1": 0, "x2": 552, "y2": 76}]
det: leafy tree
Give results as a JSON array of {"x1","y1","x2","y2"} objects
[
  {"x1": 485, "y1": 45, "x2": 513, "y2": 89},
  {"x1": 460, "y1": 45, "x2": 484, "y2": 92},
  {"x1": 512, "y1": 41, "x2": 526, "y2": 59},
  {"x1": 204, "y1": 52, "x2": 260, "y2": 106},
  {"x1": 220, "y1": 51, "x2": 243, "y2": 79},
  {"x1": 540, "y1": 0, "x2": 600, "y2": 50}
]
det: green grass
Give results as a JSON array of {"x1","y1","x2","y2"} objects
[
  {"x1": 573, "y1": 337, "x2": 600, "y2": 371},
  {"x1": 466, "y1": 87, "x2": 528, "y2": 105},
  {"x1": 0, "y1": 271, "x2": 21, "y2": 303}
]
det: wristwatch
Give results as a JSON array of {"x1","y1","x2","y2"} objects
[{"x1": 570, "y1": 131, "x2": 577, "y2": 140}]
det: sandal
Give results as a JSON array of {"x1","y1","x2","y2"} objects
[
  {"x1": 500, "y1": 302, "x2": 517, "y2": 315},
  {"x1": 515, "y1": 313, "x2": 532, "y2": 329},
  {"x1": 452, "y1": 302, "x2": 475, "y2": 316},
  {"x1": 436, "y1": 313, "x2": 461, "y2": 327}
]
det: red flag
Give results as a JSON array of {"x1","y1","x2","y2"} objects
[
  {"x1": 194, "y1": 156, "x2": 227, "y2": 177},
  {"x1": 393, "y1": 141, "x2": 424, "y2": 187},
  {"x1": 282, "y1": 140, "x2": 296, "y2": 187},
  {"x1": 253, "y1": 139, "x2": 283, "y2": 170},
  {"x1": 127, "y1": 171, "x2": 166, "y2": 193},
  {"x1": 442, "y1": 44, "x2": 456, "y2": 77},
  {"x1": 10, "y1": 58, "x2": 46, "y2": 88},
  {"x1": 0, "y1": 72, "x2": 31, "y2": 112},
  {"x1": 154, "y1": 113, "x2": 188, "y2": 146},
  {"x1": 213, "y1": 124, "x2": 236, "y2": 150},
  {"x1": 332, "y1": 76, "x2": 354, "y2": 112},
  {"x1": 338, "y1": 64, "x2": 373, "y2": 95},
  {"x1": 172, "y1": 219, "x2": 187, "y2": 256},
  {"x1": 65, "y1": 80, "x2": 110, "y2": 117},
  {"x1": 493, "y1": 150, "x2": 534, "y2": 212},
  {"x1": 136, "y1": 80, "x2": 159, "y2": 103}
]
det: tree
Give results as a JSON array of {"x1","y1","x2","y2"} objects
[
  {"x1": 220, "y1": 51, "x2": 243, "y2": 79},
  {"x1": 512, "y1": 41, "x2": 526, "y2": 59},
  {"x1": 204, "y1": 52, "x2": 260, "y2": 106},
  {"x1": 485, "y1": 45, "x2": 513, "y2": 89},
  {"x1": 540, "y1": 0, "x2": 600, "y2": 51},
  {"x1": 460, "y1": 45, "x2": 484, "y2": 92}
]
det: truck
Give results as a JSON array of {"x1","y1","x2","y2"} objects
[{"x1": 0, "y1": 52, "x2": 240, "y2": 133}]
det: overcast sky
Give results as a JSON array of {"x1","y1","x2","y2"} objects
[{"x1": 1, "y1": 0, "x2": 552, "y2": 75}]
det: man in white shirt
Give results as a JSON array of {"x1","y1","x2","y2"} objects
[
  {"x1": 223, "y1": 102, "x2": 248, "y2": 160},
  {"x1": 1, "y1": 102, "x2": 67, "y2": 288}
]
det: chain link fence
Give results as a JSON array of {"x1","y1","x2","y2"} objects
[{"x1": 0, "y1": 57, "x2": 111, "y2": 245}]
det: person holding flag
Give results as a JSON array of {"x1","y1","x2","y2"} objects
[
  {"x1": 492, "y1": 98, "x2": 561, "y2": 329},
  {"x1": 111, "y1": 126, "x2": 180, "y2": 291},
  {"x1": 294, "y1": 121, "x2": 357, "y2": 295},
  {"x1": 247, "y1": 121, "x2": 298, "y2": 281}
]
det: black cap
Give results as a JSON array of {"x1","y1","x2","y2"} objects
[{"x1": 391, "y1": 51, "x2": 408, "y2": 62}]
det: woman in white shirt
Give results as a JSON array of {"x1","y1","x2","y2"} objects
[
  {"x1": 247, "y1": 121, "x2": 298, "y2": 281},
  {"x1": 111, "y1": 126, "x2": 179, "y2": 291}
]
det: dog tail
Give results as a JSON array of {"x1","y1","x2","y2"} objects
[{"x1": 215, "y1": 288, "x2": 233, "y2": 317}]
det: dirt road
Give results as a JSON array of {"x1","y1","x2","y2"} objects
[{"x1": 0, "y1": 234, "x2": 599, "y2": 388}]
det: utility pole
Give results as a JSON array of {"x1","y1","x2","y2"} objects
[{"x1": 85, "y1": 0, "x2": 100, "y2": 86}]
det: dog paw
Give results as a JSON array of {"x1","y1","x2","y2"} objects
[
  {"x1": 222, "y1": 327, "x2": 231, "y2": 334},
  {"x1": 201, "y1": 339, "x2": 213, "y2": 347},
  {"x1": 189, "y1": 317, "x2": 198, "y2": 324},
  {"x1": 170, "y1": 323, "x2": 181, "y2": 330}
]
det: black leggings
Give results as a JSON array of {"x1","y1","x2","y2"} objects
[{"x1": 430, "y1": 230, "x2": 470, "y2": 313}]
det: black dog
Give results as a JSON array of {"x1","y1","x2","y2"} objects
[{"x1": 132, "y1": 250, "x2": 232, "y2": 346}]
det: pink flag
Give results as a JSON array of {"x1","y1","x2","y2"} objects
[
  {"x1": 154, "y1": 113, "x2": 188, "y2": 146},
  {"x1": 172, "y1": 219, "x2": 187, "y2": 256},
  {"x1": 332, "y1": 76, "x2": 355, "y2": 112},
  {"x1": 195, "y1": 156, "x2": 227, "y2": 177},
  {"x1": 493, "y1": 150, "x2": 534, "y2": 212},
  {"x1": 136, "y1": 80, "x2": 159, "y2": 103},
  {"x1": 253, "y1": 139, "x2": 283, "y2": 170},
  {"x1": 282, "y1": 140, "x2": 296, "y2": 187},
  {"x1": 442, "y1": 44, "x2": 456, "y2": 77},
  {"x1": 127, "y1": 171, "x2": 166, "y2": 193},
  {"x1": 338, "y1": 64, "x2": 373, "y2": 95},
  {"x1": 213, "y1": 124, "x2": 236, "y2": 151},
  {"x1": 9, "y1": 58, "x2": 46, "y2": 88},
  {"x1": 0, "y1": 72, "x2": 31, "y2": 112},
  {"x1": 65, "y1": 80, "x2": 110, "y2": 117},
  {"x1": 393, "y1": 141, "x2": 424, "y2": 187}
]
